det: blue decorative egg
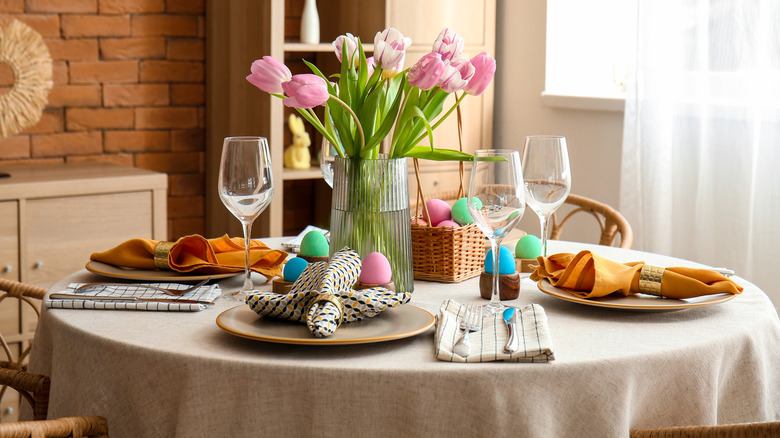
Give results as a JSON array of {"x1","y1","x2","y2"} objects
[
  {"x1": 283, "y1": 257, "x2": 308, "y2": 282},
  {"x1": 484, "y1": 245, "x2": 516, "y2": 275}
]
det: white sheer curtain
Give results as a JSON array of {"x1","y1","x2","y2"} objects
[{"x1": 621, "y1": 0, "x2": 780, "y2": 308}]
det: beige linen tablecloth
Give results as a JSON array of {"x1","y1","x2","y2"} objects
[{"x1": 27, "y1": 240, "x2": 780, "y2": 438}]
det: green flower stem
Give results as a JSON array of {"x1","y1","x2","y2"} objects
[
  {"x1": 317, "y1": 107, "x2": 346, "y2": 158},
  {"x1": 388, "y1": 91, "x2": 413, "y2": 158},
  {"x1": 295, "y1": 107, "x2": 342, "y2": 157},
  {"x1": 330, "y1": 95, "x2": 365, "y2": 154},
  {"x1": 409, "y1": 92, "x2": 467, "y2": 148}
]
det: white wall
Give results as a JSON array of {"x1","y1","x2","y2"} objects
[{"x1": 494, "y1": 0, "x2": 625, "y2": 242}]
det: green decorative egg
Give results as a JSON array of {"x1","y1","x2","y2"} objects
[
  {"x1": 515, "y1": 234, "x2": 542, "y2": 259},
  {"x1": 300, "y1": 230, "x2": 329, "y2": 257},
  {"x1": 451, "y1": 197, "x2": 482, "y2": 226}
]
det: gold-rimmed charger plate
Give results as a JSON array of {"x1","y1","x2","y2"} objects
[
  {"x1": 85, "y1": 261, "x2": 237, "y2": 282},
  {"x1": 537, "y1": 279, "x2": 736, "y2": 312},
  {"x1": 216, "y1": 304, "x2": 435, "y2": 345}
]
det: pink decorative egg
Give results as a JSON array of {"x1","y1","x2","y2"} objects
[
  {"x1": 422, "y1": 199, "x2": 451, "y2": 227},
  {"x1": 436, "y1": 219, "x2": 460, "y2": 228},
  {"x1": 359, "y1": 252, "x2": 392, "y2": 284}
]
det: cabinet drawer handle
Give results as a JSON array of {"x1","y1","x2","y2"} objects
[
  {"x1": 2, "y1": 265, "x2": 11, "y2": 273},
  {"x1": 33, "y1": 261, "x2": 44, "y2": 269}
]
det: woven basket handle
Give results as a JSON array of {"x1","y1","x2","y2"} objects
[{"x1": 413, "y1": 94, "x2": 466, "y2": 227}]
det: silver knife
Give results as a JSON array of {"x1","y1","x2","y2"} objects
[
  {"x1": 503, "y1": 307, "x2": 520, "y2": 353},
  {"x1": 49, "y1": 293, "x2": 214, "y2": 305}
]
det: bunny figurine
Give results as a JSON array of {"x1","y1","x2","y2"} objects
[{"x1": 284, "y1": 114, "x2": 312, "y2": 169}]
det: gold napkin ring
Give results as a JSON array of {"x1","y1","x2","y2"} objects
[
  {"x1": 153, "y1": 241, "x2": 174, "y2": 270},
  {"x1": 639, "y1": 265, "x2": 665, "y2": 297},
  {"x1": 306, "y1": 293, "x2": 345, "y2": 327}
]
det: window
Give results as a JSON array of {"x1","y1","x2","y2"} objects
[{"x1": 543, "y1": 0, "x2": 636, "y2": 110}]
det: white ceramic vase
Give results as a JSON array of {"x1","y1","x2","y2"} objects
[{"x1": 300, "y1": 0, "x2": 320, "y2": 44}]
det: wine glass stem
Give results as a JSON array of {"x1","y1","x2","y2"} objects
[
  {"x1": 241, "y1": 220, "x2": 254, "y2": 292},
  {"x1": 488, "y1": 237, "x2": 504, "y2": 311},
  {"x1": 539, "y1": 214, "x2": 551, "y2": 257}
]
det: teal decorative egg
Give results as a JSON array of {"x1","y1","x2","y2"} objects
[
  {"x1": 485, "y1": 245, "x2": 516, "y2": 275},
  {"x1": 300, "y1": 230, "x2": 329, "y2": 257},
  {"x1": 515, "y1": 234, "x2": 542, "y2": 259},
  {"x1": 283, "y1": 257, "x2": 308, "y2": 282},
  {"x1": 451, "y1": 197, "x2": 482, "y2": 225}
]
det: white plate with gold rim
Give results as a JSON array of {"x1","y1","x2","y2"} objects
[
  {"x1": 85, "y1": 261, "x2": 237, "y2": 282},
  {"x1": 537, "y1": 279, "x2": 736, "y2": 312},
  {"x1": 216, "y1": 304, "x2": 435, "y2": 345}
]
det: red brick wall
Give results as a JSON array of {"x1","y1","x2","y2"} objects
[{"x1": 0, "y1": 0, "x2": 205, "y2": 239}]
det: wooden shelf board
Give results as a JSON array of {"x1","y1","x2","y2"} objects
[
  {"x1": 282, "y1": 168, "x2": 323, "y2": 180},
  {"x1": 284, "y1": 42, "x2": 374, "y2": 53}
]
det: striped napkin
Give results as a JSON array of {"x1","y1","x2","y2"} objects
[
  {"x1": 44, "y1": 282, "x2": 221, "y2": 312},
  {"x1": 435, "y1": 299, "x2": 555, "y2": 363}
]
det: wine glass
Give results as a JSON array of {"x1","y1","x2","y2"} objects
[
  {"x1": 521, "y1": 135, "x2": 571, "y2": 258},
  {"x1": 467, "y1": 149, "x2": 526, "y2": 313},
  {"x1": 218, "y1": 136, "x2": 274, "y2": 301},
  {"x1": 320, "y1": 138, "x2": 336, "y2": 188}
]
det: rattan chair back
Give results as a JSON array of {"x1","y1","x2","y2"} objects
[
  {"x1": 550, "y1": 194, "x2": 634, "y2": 249},
  {"x1": 0, "y1": 415, "x2": 109, "y2": 437},
  {"x1": 0, "y1": 280, "x2": 49, "y2": 421},
  {"x1": 630, "y1": 421, "x2": 780, "y2": 437},
  {"x1": 0, "y1": 280, "x2": 109, "y2": 436}
]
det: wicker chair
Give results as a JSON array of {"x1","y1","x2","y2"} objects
[
  {"x1": 550, "y1": 193, "x2": 634, "y2": 249},
  {"x1": 629, "y1": 421, "x2": 780, "y2": 437},
  {"x1": 0, "y1": 279, "x2": 109, "y2": 437},
  {"x1": 0, "y1": 416, "x2": 109, "y2": 438}
]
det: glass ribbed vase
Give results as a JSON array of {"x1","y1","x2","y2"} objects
[{"x1": 330, "y1": 155, "x2": 414, "y2": 293}]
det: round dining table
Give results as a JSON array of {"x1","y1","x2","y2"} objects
[{"x1": 26, "y1": 239, "x2": 780, "y2": 437}]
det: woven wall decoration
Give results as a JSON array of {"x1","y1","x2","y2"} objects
[{"x1": 0, "y1": 19, "x2": 52, "y2": 138}]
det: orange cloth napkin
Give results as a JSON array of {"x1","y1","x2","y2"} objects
[
  {"x1": 530, "y1": 251, "x2": 743, "y2": 299},
  {"x1": 90, "y1": 235, "x2": 287, "y2": 280}
]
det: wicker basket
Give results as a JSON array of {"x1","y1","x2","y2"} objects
[{"x1": 410, "y1": 163, "x2": 486, "y2": 283}]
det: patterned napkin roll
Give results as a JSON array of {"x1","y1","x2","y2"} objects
[
  {"x1": 246, "y1": 247, "x2": 412, "y2": 337},
  {"x1": 435, "y1": 299, "x2": 555, "y2": 363}
]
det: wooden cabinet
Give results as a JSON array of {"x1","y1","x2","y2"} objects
[
  {"x1": 206, "y1": 0, "x2": 495, "y2": 237},
  {"x1": 0, "y1": 162, "x2": 167, "y2": 286},
  {"x1": 0, "y1": 162, "x2": 167, "y2": 420}
]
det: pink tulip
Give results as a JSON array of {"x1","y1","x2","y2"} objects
[
  {"x1": 332, "y1": 33, "x2": 360, "y2": 66},
  {"x1": 408, "y1": 52, "x2": 446, "y2": 90},
  {"x1": 432, "y1": 28, "x2": 464, "y2": 62},
  {"x1": 374, "y1": 28, "x2": 411, "y2": 77},
  {"x1": 281, "y1": 74, "x2": 329, "y2": 108},
  {"x1": 366, "y1": 56, "x2": 376, "y2": 77},
  {"x1": 463, "y1": 52, "x2": 496, "y2": 95},
  {"x1": 246, "y1": 56, "x2": 292, "y2": 94},
  {"x1": 438, "y1": 57, "x2": 475, "y2": 93}
]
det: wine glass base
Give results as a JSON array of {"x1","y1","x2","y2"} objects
[{"x1": 222, "y1": 291, "x2": 249, "y2": 302}]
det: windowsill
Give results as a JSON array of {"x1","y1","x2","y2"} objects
[{"x1": 541, "y1": 92, "x2": 625, "y2": 112}]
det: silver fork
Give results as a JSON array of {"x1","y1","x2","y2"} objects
[
  {"x1": 453, "y1": 304, "x2": 481, "y2": 358},
  {"x1": 75, "y1": 277, "x2": 211, "y2": 296}
]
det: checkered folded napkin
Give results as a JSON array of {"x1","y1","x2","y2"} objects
[
  {"x1": 246, "y1": 247, "x2": 412, "y2": 337},
  {"x1": 435, "y1": 299, "x2": 555, "y2": 363},
  {"x1": 45, "y1": 282, "x2": 221, "y2": 312}
]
